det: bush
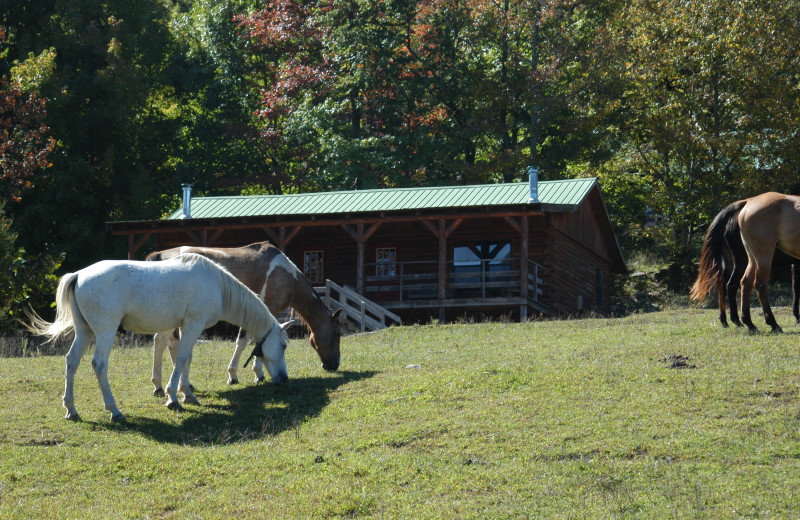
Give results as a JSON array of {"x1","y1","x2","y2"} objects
[{"x1": 0, "y1": 200, "x2": 62, "y2": 333}]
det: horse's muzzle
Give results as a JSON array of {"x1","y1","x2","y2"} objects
[
  {"x1": 272, "y1": 371, "x2": 288, "y2": 384},
  {"x1": 322, "y1": 357, "x2": 340, "y2": 372}
]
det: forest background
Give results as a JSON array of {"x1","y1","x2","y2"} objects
[{"x1": 1, "y1": 0, "x2": 800, "y2": 330}]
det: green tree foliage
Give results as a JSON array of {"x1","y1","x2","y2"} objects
[
  {"x1": 592, "y1": 0, "x2": 800, "y2": 286},
  {"x1": 0, "y1": 200, "x2": 61, "y2": 332},
  {"x1": 236, "y1": 0, "x2": 608, "y2": 190},
  {"x1": 0, "y1": 0, "x2": 265, "y2": 269},
  {"x1": 0, "y1": 27, "x2": 60, "y2": 329},
  {"x1": 0, "y1": 27, "x2": 55, "y2": 202},
  {"x1": 2, "y1": 0, "x2": 800, "y2": 306}
]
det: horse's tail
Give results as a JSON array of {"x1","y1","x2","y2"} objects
[
  {"x1": 690, "y1": 200, "x2": 747, "y2": 303},
  {"x1": 24, "y1": 272, "x2": 80, "y2": 342}
]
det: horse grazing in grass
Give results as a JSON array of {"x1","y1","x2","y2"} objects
[
  {"x1": 26, "y1": 253, "x2": 293, "y2": 422},
  {"x1": 691, "y1": 192, "x2": 800, "y2": 333},
  {"x1": 146, "y1": 241, "x2": 341, "y2": 395}
]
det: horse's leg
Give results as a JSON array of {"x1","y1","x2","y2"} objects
[
  {"x1": 792, "y1": 264, "x2": 800, "y2": 324},
  {"x1": 227, "y1": 328, "x2": 245, "y2": 385},
  {"x1": 91, "y1": 332, "x2": 125, "y2": 422},
  {"x1": 717, "y1": 289, "x2": 728, "y2": 327},
  {"x1": 249, "y1": 327, "x2": 266, "y2": 383},
  {"x1": 227, "y1": 328, "x2": 264, "y2": 384},
  {"x1": 754, "y1": 262, "x2": 782, "y2": 333},
  {"x1": 63, "y1": 325, "x2": 94, "y2": 421},
  {"x1": 165, "y1": 324, "x2": 202, "y2": 410},
  {"x1": 726, "y1": 264, "x2": 744, "y2": 327},
  {"x1": 163, "y1": 329, "x2": 196, "y2": 396},
  {"x1": 151, "y1": 330, "x2": 172, "y2": 396},
  {"x1": 717, "y1": 259, "x2": 729, "y2": 327},
  {"x1": 177, "y1": 347, "x2": 199, "y2": 406},
  {"x1": 740, "y1": 262, "x2": 759, "y2": 333}
]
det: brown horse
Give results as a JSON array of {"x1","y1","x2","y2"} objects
[
  {"x1": 146, "y1": 242, "x2": 341, "y2": 394},
  {"x1": 691, "y1": 192, "x2": 800, "y2": 333}
]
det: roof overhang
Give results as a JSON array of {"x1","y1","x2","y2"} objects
[{"x1": 106, "y1": 204, "x2": 546, "y2": 235}]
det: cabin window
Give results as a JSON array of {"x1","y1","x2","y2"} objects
[
  {"x1": 453, "y1": 242, "x2": 512, "y2": 297},
  {"x1": 453, "y1": 242, "x2": 512, "y2": 278},
  {"x1": 304, "y1": 250, "x2": 324, "y2": 284},
  {"x1": 376, "y1": 247, "x2": 396, "y2": 278}
]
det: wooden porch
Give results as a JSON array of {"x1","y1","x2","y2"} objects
[{"x1": 361, "y1": 257, "x2": 547, "y2": 319}]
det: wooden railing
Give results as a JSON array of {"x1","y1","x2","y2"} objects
[
  {"x1": 527, "y1": 260, "x2": 545, "y2": 305},
  {"x1": 365, "y1": 257, "x2": 545, "y2": 303},
  {"x1": 316, "y1": 279, "x2": 402, "y2": 333}
]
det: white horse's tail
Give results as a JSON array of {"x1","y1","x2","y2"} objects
[{"x1": 25, "y1": 272, "x2": 79, "y2": 342}]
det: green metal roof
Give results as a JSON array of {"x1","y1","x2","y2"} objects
[{"x1": 167, "y1": 178, "x2": 598, "y2": 220}]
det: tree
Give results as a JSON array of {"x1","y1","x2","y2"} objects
[
  {"x1": 236, "y1": 0, "x2": 604, "y2": 192},
  {"x1": 0, "y1": 26, "x2": 55, "y2": 202},
  {"x1": 1, "y1": 1, "x2": 198, "y2": 268},
  {"x1": 0, "y1": 26, "x2": 59, "y2": 329},
  {"x1": 595, "y1": 0, "x2": 800, "y2": 287}
]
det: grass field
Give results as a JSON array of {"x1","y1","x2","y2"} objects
[{"x1": 2, "y1": 308, "x2": 800, "y2": 519}]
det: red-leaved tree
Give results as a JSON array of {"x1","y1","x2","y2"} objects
[{"x1": 0, "y1": 26, "x2": 56, "y2": 202}]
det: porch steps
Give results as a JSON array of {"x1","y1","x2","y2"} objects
[{"x1": 316, "y1": 279, "x2": 402, "y2": 333}]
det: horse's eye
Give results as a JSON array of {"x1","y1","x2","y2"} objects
[{"x1": 282, "y1": 342, "x2": 288, "y2": 352}]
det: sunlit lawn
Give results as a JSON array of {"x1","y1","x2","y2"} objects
[{"x1": 2, "y1": 308, "x2": 800, "y2": 518}]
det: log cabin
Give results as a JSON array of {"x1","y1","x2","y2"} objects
[{"x1": 107, "y1": 176, "x2": 626, "y2": 324}]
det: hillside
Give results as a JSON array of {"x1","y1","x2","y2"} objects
[{"x1": 2, "y1": 309, "x2": 799, "y2": 518}]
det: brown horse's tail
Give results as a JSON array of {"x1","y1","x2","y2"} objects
[{"x1": 690, "y1": 200, "x2": 747, "y2": 303}]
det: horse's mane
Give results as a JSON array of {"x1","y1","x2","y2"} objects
[
  {"x1": 272, "y1": 250, "x2": 336, "y2": 317},
  {"x1": 175, "y1": 253, "x2": 276, "y2": 334}
]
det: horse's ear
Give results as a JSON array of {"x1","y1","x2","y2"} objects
[
  {"x1": 332, "y1": 308, "x2": 342, "y2": 320},
  {"x1": 280, "y1": 320, "x2": 296, "y2": 331}
]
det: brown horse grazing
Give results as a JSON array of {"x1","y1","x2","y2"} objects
[
  {"x1": 146, "y1": 242, "x2": 341, "y2": 394},
  {"x1": 691, "y1": 200, "x2": 800, "y2": 329},
  {"x1": 691, "y1": 192, "x2": 800, "y2": 333}
]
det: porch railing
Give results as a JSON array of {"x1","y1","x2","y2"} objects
[
  {"x1": 364, "y1": 257, "x2": 545, "y2": 303},
  {"x1": 316, "y1": 279, "x2": 402, "y2": 333}
]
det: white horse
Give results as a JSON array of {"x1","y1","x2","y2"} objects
[
  {"x1": 146, "y1": 242, "x2": 342, "y2": 395},
  {"x1": 26, "y1": 253, "x2": 293, "y2": 422}
]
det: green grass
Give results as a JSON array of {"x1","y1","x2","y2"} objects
[{"x1": 2, "y1": 308, "x2": 800, "y2": 518}]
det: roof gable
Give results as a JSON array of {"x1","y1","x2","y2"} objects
[{"x1": 168, "y1": 178, "x2": 598, "y2": 220}]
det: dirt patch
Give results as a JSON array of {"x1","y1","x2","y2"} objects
[{"x1": 660, "y1": 354, "x2": 696, "y2": 369}]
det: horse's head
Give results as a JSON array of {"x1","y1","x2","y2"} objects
[
  {"x1": 309, "y1": 308, "x2": 342, "y2": 372},
  {"x1": 253, "y1": 321, "x2": 294, "y2": 384}
]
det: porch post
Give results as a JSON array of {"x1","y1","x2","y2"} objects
[
  {"x1": 357, "y1": 223, "x2": 365, "y2": 294},
  {"x1": 342, "y1": 222, "x2": 381, "y2": 295},
  {"x1": 437, "y1": 218, "x2": 447, "y2": 322},
  {"x1": 520, "y1": 215, "x2": 529, "y2": 321},
  {"x1": 422, "y1": 218, "x2": 463, "y2": 323},
  {"x1": 264, "y1": 226, "x2": 301, "y2": 250},
  {"x1": 127, "y1": 232, "x2": 152, "y2": 260}
]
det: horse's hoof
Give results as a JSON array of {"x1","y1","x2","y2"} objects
[
  {"x1": 182, "y1": 395, "x2": 200, "y2": 406},
  {"x1": 227, "y1": 378, "x2": 239, "y2": 385},
  {"x1": 153, "y1": 388, "x2": 165, "y2": 397},
  {"x1": 772, "y1": 326, "x2": 784, "y2": 334},
  {"x1": 254, "y1": 376, "x2": 265, "y2": 384},
  {"x1": 111, "y1": 413, "x2": 127, "y2": 423},
  {"x1": 65, "y1": 412, "x2": 81, "y2": 421},
  {"x1": 166, "y1": 401, "x2": 184, "y2": 412}
]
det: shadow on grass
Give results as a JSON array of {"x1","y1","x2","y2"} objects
[{"x1": 103, "y1": 370, "x2": 376, "y2": 445}]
